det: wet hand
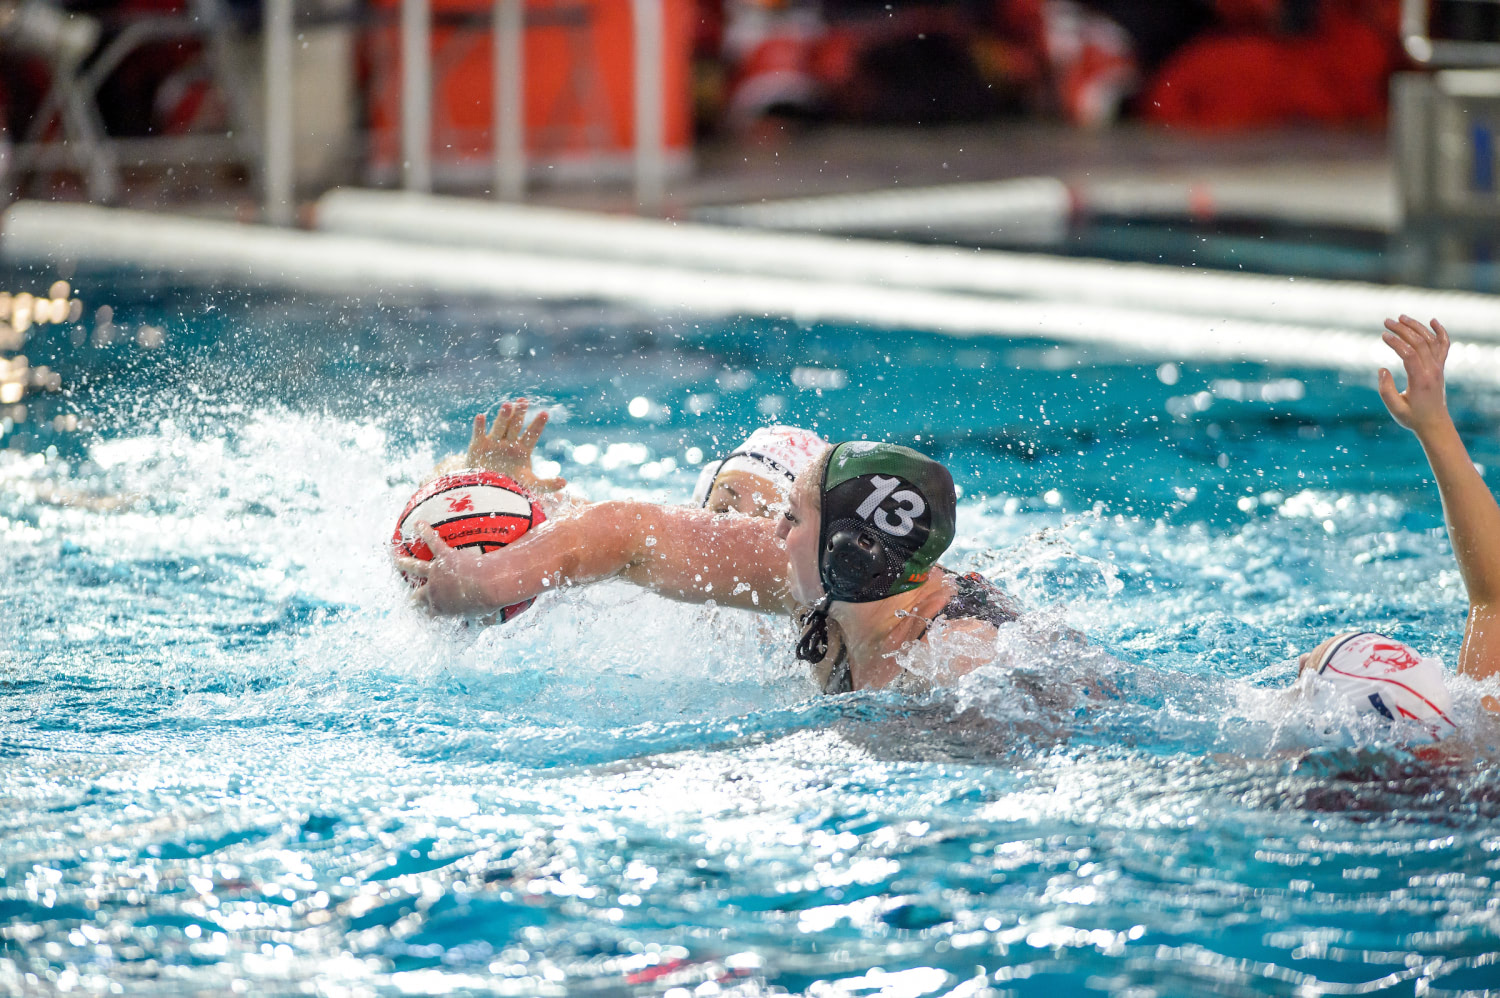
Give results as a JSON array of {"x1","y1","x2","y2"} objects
[
  {"x1": 466, "y1": 398, "x2": 567, "y2": 492},
  {"x1": 394, "y1": 523, "x2": 497, "y2": 615},
  {"x1": 1377, "y1": 315, "x2": 1451, "y2": 435}
]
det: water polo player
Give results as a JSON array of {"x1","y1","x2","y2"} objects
[
  {"x1": 1286, "y1": 316, "x2": 1500, "y2": 734},
  {"x1": 400, "y1": 440, "x2": 1021, "y2": 692},
  {"x1": 417, "y1": 402, "x2": 828, "y2": 631}
]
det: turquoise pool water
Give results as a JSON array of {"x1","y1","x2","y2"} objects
[{"x1": 2, "y1": 268, "x2": 1499, "y2": 996}]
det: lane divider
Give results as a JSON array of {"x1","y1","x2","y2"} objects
[
  {"x1": 314, "y1": 189, "x2": 1500, "y2": 337},
  {"x1": 6, "y1": 200, "x2": 1500, "y2": 383}
]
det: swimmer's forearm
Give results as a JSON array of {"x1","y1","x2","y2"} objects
[
  {"x1": 616, "y1": 503, "x2": 792, "y2": 612},
  {"x1": 1416, "y1": 416, "x2": 1500, "y2": 609},
  {"x1": 464, "y1": 499, "x2": 789, "y2": 613},
  {"x1": 469, "y1": 500, "x2": 640, "y2": 606}
]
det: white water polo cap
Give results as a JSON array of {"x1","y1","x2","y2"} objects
[
  {"x1": 691, "y1": 425, "x2": 828, "y2": 506},
  {"x1": 1312, "y1": 632, "x2": 1457, "y2": 735}
]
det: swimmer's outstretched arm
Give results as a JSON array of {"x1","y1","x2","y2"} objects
[
  {"x1": 398, "y1": 501, "x2": 796, "y2": 617},
  {"x1": 1379, "y1": 316, "x2": 1500, "y2": 685}
]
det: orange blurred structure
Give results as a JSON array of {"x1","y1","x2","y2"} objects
[{"x1": 364, "y1": 0, "x2": 694, "y2": 184}]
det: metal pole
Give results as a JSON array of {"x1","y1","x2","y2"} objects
[
  {"x1": 494, "y1": 0, "x2": 524, "y2": 200},
  {"x1": 263, "y1": 0, "x2": 295, "y2": 225},
  {"x1": 631, "y1": 0, "x2": 664, "y2": 212},
  {"x1": 1400, "y1": 0, "x2": 1433, "y2": 64},
  {"x1": 401, "y1": 0, "x2": 432, "y2": 192}
]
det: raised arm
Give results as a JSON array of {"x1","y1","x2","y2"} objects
[
  {"x1": 1379, "y1": 315, "x2": 1500, "y2": 685},
  {"x1": 398, "y1": 501, "x2": 795, "y2": 617}
]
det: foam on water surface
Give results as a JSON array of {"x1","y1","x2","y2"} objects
[{"x1": 2, "y1": 271, "x2": 1499, "y2": 996}]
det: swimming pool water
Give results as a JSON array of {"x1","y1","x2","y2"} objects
[{"x1": 2, "y1": 267, "x2": 1499, "y2": 997}]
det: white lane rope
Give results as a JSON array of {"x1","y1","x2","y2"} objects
[
  {"x1": 313, "y1": 190, "x2": 1500, "y2": 338},
  {"x1": 6, "y1": 200, "x2": 1500, "y2": 383}
]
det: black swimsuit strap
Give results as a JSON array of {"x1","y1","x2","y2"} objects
[{"x1": 941, "y1": 572, "x2": 1021, "y2": 627}]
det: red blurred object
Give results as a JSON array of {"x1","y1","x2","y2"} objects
[
  {"x1": 1142, "y1": 0, "x2": 1401, "y2": 130},
  {"x1": 725, "y1": 27, "x2": 821, "y2": 125},
  {"x1": 1042, "y1": 0, "x2": 1137, "y2": 128}
]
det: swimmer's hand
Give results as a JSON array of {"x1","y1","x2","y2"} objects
[
  {"x1": 1378, "y1": 315, "x2": 1450, "y2": 435},
  {"x1": 467, "y1": 398, "x2": 567, "y2": 493},
  {"x1": 396, "y1": 523, "x2": 500, "y2": 615}
]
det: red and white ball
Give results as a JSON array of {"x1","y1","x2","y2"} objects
[{"x1": 393, "y1": 470, "x2": 545, "y2": 622}]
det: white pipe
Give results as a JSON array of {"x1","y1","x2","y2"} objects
[
  {"x1": 1401, "y1": 0, "x2": 1433, "y2": 64},
  {"x1": 701, "y1": 177, "x2": 1071, "y2": 235},
  {"x1": 493, "y1": 0, "x2": 524, "y2": 200},
  {"x1": 9, "y1": 202, "x2": 1500, "y2": 384},
  {"x1": 400, "y1": 0, "x2": 432, "y2": 192},
  {"x1": 262, "y1": 0, "x2": 295, "y2": 226},
  {"x1": 631, "y1": 0, "x2": 664, "y2": 212},
  {"x1": 313, "y1": 190, "x2": 1500, "y2": 338}
]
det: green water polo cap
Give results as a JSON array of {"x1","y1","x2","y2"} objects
[{"x1": 814, "y1": 441, "x2": 957, "y2": 604}]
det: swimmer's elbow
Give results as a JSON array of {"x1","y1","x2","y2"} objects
[{"x1": 582, "y1": 500, "x2": 655, "y2": 574}]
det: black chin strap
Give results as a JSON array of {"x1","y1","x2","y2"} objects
[{"x1": 795, "y1": 598, "x2": 832, "y2": 663}]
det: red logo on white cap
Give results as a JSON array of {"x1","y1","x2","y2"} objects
[{"x1": 1369, "y1": 639, "x2": 1420, "y2": 672}]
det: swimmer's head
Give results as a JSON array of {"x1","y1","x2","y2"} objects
[
  {"x1": 801, "y1": 441, "x2": 957, "y2": 605},
  {"x1": 701, "y1": 469, "x2": 783, "y2": 518},
  {"x1": 691, "y1": 425, "x2": 827, "y2": 517},
  {"x1": 1293, "y1": 631, "x2": 1457, "y2": 735}
]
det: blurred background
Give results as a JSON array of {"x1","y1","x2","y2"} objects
[{"x1": 0, "y1": 0, "x2": 1496, "y2": 273}]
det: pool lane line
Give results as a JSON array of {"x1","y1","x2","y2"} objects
[
  {"x1": 696, "y1": 169, "x2": 1400, "y2": 234},
  {"x1": 312, "y1": 189, "x2": 1500, "y2": 338},
  {"x1": 7, "y1": 200, "x2": 1500, "y2": 384}
]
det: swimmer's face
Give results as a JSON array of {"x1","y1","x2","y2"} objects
[
  {"x1": 1285, "y1": 632, "x2": 1359, "y2": 703},
  {"x1": 1296, "y1": 633, "x2": 1352, "y2": 678},
  {"x1": 777, "y1": 454, "x2": 828, "y2": 604},
  {"x1": 704, "y1": 470, "x2": 783, "y2": 518}
]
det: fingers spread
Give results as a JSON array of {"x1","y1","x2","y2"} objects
[
  {"x1": 1387, "y1": 315, "x2": 1436, "y2": 362},
  {"x1": 1382, "y1": 329, "x2": 1417, "y2": 363},
  {"x1": 505, "y1": 399, "x2": 527, "y2": 440},
  {"x1": 520, "y1": 408, "x2": 549, "y2": 448},
  {"x1": 1432, "y1": 317, "x2": 1451, "y2": 356}
]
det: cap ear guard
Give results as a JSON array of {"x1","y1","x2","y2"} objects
[{"x1": 822, "y1": 523, "x2": 890, "y2": 601}]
